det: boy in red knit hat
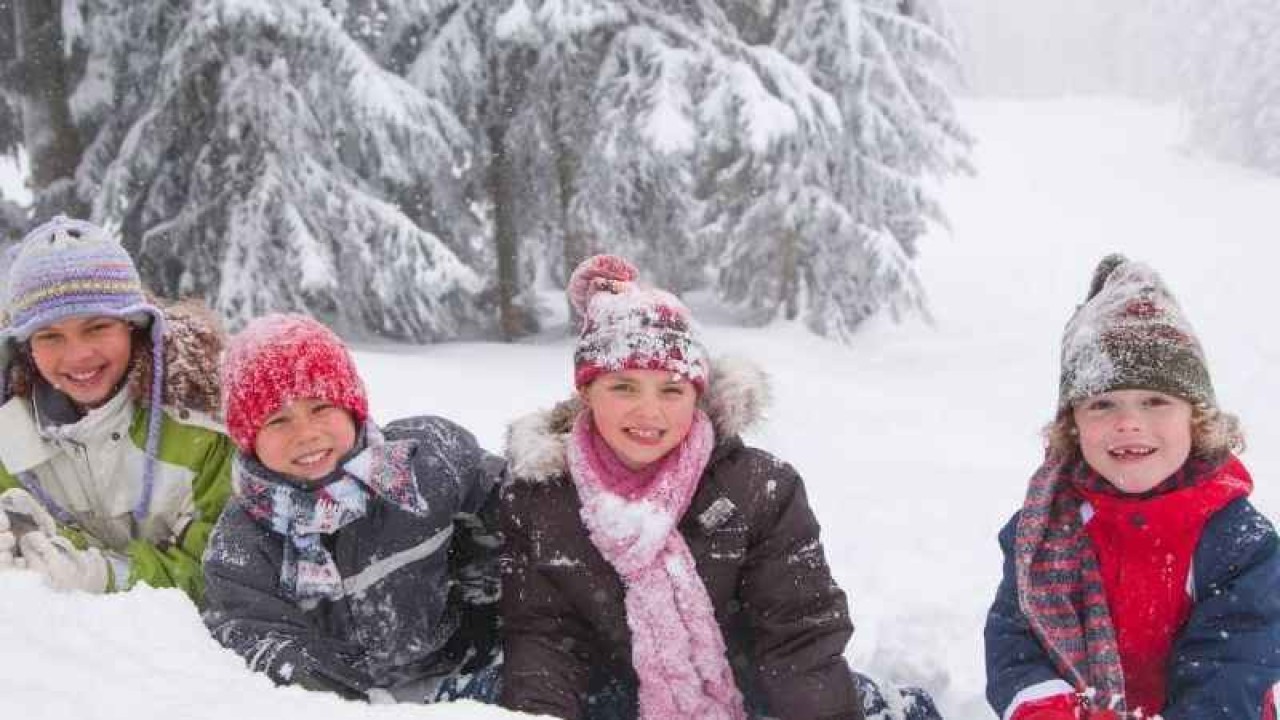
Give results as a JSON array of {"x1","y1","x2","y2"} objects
[
  {"x1": 201, "y1": 314, "x2": 503, "y2": 705},
  {"x1": 984, "y1": 255, "x2": 1280, "y2": 719}
]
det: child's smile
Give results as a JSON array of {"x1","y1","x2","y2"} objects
[
  {"x1": 254, "y1": 399, "x2": 358, "y2": 482},
  {"x1": 1073, "y1": 389, "x2": 1193, "y2": 494}
]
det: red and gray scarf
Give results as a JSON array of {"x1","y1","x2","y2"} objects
[
  {"x1": 567, "y1": 409, "x2": 747, "y2": 720},
  {"x1": 1014, "y1": 452, "x2": 1226, "y2": 714}
]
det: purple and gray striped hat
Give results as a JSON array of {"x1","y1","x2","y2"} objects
[{"x1": 2, "y1": 215, "x2": 162, "y2": 341}]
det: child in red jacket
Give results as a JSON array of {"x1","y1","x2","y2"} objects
[{"x1": 984, "y1": 255, "x2": 1280, "y2": 719}]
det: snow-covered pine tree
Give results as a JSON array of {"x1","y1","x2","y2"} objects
[
  {"x1": 1177, "y1": 0, "x2": 1280, "y2": 174},
  {"x1": 78, "y1": 0, "x2": 489, "y2": 340},
  {"x1": 712, "y1": 0, "x2": 970, "y2": 339},
  {"x1": 405, "y1": 0, "x2": 730, "y2": 330}
]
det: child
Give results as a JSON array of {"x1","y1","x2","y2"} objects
[
  {"x1": 500, "y1": 255, "x2": 940, "y2": 720},
  {"x1": 201, "y1": 314, "x2": 503, "y2": 704},
  {"x1": 984, "y1": 255, "x2": 1280, "y2": 719},
  {"x1": 0, "y1": 216, "x2": 231, "y2": 602}
]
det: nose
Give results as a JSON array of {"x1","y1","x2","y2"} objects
[
  {"x1": 62, "y1": 336, "x2": 99, "y2": 366},
  {"x1": 291, "y1": 414, "x2": 324, "y2": 444},
  {"x1": 633, "y1": 389, "x2": 663, "y2": 419},
  {"x1": 1112, "y1": 404, "x2": 1143, "y2": 432}
]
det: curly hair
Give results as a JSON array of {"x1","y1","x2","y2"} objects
[
  {"x1": 2, "y1": 300, "x2": 224, "y2": 415},
  {"x1": 1044, "y1": 401, "x2": 1246, "y2": 460}
]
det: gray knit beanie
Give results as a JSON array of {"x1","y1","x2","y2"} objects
[{"x1": 1058, "y1": 254, "x2": 1214, "y2": 409}]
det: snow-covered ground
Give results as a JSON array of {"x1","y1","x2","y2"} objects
[{"x1": 2, "y1": 97, "x2": 1277, "y2": 719}]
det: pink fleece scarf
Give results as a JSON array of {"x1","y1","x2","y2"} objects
[{"x1": 567, "y1": 410, "x2": 746, "y2": 720}]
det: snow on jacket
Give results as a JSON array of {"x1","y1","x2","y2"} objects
[
  {"x1": 201, "y1": 416, "x2": 503, "y2": 699},
  {"x1": 499, "y1": 358, "x2": 862, "y2": 720},
  {"x1": 985, "y1": 459, "x2": 1280, "y2": 720},
  {"x1": 0, "y1": 301, "x2": 232, "y2": 603}
]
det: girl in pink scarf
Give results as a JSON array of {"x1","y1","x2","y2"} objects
[{"x1": 500, "y1": 255, "x2": 941, "y2": 720}]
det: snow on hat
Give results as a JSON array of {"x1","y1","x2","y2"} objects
[
  {"x1": 1, "y1": 215, "x2": 167, "y2": 521},
  {"x1": 222, "y1": 313, "x2": 368, "y2": 452},
  {"x1": 569, "y1": 254, "x2": 709, "y2": 392},
  {"x1": 1059, "y1": 253, "x2": 1214, "y2": 409}
]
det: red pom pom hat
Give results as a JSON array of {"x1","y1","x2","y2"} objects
[{"x1": 569, "y1": 255, "x2": 709, "y2": 393}]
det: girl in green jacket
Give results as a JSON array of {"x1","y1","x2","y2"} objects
[{"x1": 0, "y1": 216, "x2": 233, "y2": 604}]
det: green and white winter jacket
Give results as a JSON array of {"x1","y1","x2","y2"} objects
[{"x1": 0, "y1": 301, "x2": 233, "y2": 604}]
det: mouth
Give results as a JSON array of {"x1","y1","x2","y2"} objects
[
  {"x1": 1107, "y1": 445, "x2": 1157, "y2": 461},
  {"x1": 623, "y1": 427, "x2": 665, "y2": 446},
  {"x1": 291, "y1": 448, "x2": 335, "y2": 470},
  {"x1": 60, "y1": 366, "x2": 109, "y2": 390}
]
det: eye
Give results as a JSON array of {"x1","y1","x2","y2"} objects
[
  {"x1": 662, "y1": 385, "x2": 687, "y2": 396},
  {"x1": 608, "y1": 382, "x2": 636, "y2": 393},
  {"x1": 1082, "y1": 398, "x2": 1114, "y2": 412},
  {"x1": 1143, "y1": 395, "x2": 1171, "y2": 408},
  {"x1": 264, "y1": 414, "x2": 289, "y2": 428}
]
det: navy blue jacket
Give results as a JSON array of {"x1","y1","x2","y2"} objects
[
  {"x1": 202, "y1": 416, "x2": 502, "y2": 699},
  {"x1": 985, "y1": 497, "x2": 1280, "y2": 719}
]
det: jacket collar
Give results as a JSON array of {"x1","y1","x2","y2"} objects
[{"x1": 505, "y1": 356, "x2": 770, "y2": 483}]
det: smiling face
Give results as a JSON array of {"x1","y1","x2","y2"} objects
[
  {"x1": 28, "y1": 316, "x2": 134, "y2": 409},
  {"x1": 1072, "y1": 389, "x2": 1193, "y2": 494},
  {"x1": 580, "y1": 369, "x2": 698, "y2": 471},
  {"x1": 252, "y1": 398, "x2": 358, "y2": 483}
]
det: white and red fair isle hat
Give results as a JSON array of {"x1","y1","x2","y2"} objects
[
  {"x1": 221, "y1": 313, "x2": 368, "y2": 452},
  {"x1": 569, "y1": 254, "x2": 709, "y2": 393}
]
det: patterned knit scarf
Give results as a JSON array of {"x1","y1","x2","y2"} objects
[
  {"x1": 568, "y1": 410, "x2": 746, "y2": 720},
  {"x1": 1014, "y1": 452, "x2": 1225, "y2": 713},
  {"x1": 235, "y1": 424, "x2": 424, "y2": 603}
]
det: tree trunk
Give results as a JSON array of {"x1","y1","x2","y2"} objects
[
  {"x1": 554, "y1": 108, "x2": 586, "y2": 325},
  {"x1": 11, "y1": 0, "x2": 83, "y2": 215},
  {"x1": 487, "y1": 47, "x2": 534, "y2": 341},
  {"x1": 780, "y1": 226, "x2": 799, "y2": 320}
]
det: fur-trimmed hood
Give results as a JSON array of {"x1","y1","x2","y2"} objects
[
  {"x1": 3, "y1": 298, "x2": 226, "y2": 416},
  {"x1": 505, "y1": 356, "x2": 771, "y2": 483}
]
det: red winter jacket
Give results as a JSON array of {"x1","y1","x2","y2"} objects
[{"x1": 1075, "y1": 461, "x2": 1249, "y2": 715}]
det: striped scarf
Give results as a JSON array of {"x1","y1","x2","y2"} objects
[
  {"x1": 235, "y1": 424, "x2": 423, "y2": 603},
  {"x1": 1014, "y1": 452, "x2": 1221, "y2": 714}
]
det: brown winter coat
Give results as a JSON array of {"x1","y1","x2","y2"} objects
[{"x1": 500, "y1": 358, "x2": 862, "y2": 720}]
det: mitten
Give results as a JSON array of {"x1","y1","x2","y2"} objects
[
  {"x1": 0, "y1": 487, "x2": 59, "y2": 537},
  {"x1": 19, "y1": 533, "x2": 111, "y2": 593},
  {"x1": 1010, "y1": 693, "x2": 1081, "y2": 720}
]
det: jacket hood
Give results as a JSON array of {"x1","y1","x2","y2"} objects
[{"x1": 505, "y1": 355, "x2": 771, "y2": 483}]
